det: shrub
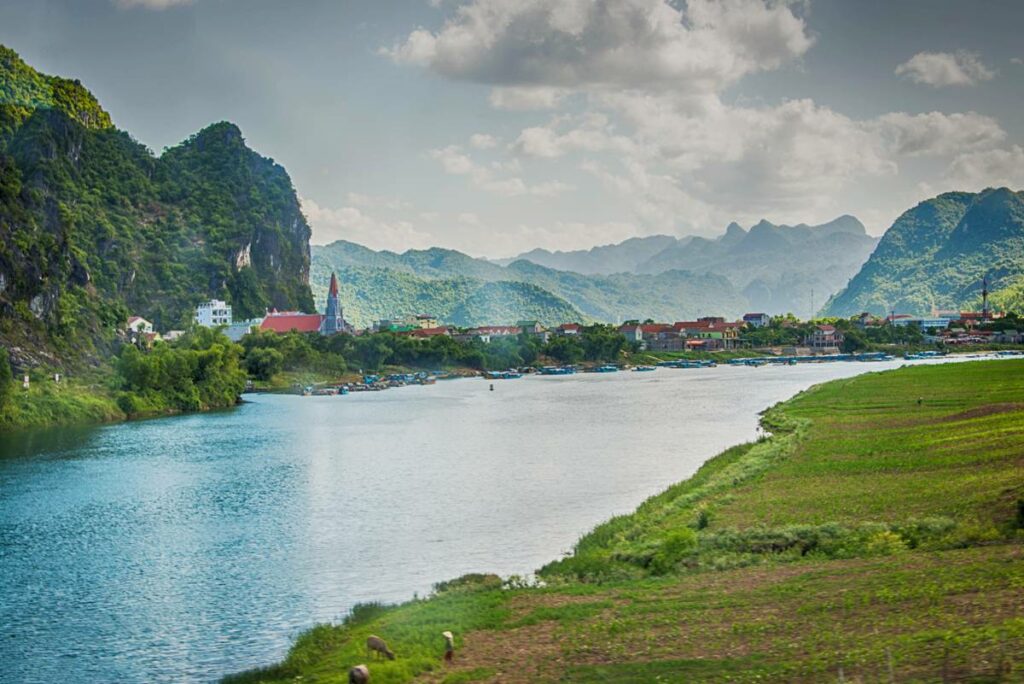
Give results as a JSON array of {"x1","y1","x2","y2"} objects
[
  {"x1": 863, "y1": 530, "x2": 908, "y2": 556},
  {"x1": 0, "y1": 347, "x2": 12, "y2": 409},
  {"x1": 649, "y1": 529, "x2": 698, "y2": 575}
]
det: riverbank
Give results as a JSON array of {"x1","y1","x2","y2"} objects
[{"x1": 225, "y1": 359, "x2": 1024, "y2": 683}]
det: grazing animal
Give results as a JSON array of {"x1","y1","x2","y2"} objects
[
  {"x1": 348, "y1": 664, "x2": 370, "y2": 684},
  {"x1": 366, "y1": 635, "x2": 395, "y2": 660},
  {"x1": 442, "y1": 631, "x2": 455, "y2": 663}
]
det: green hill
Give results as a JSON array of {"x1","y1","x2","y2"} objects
[
  {"x1": 824, "y1": 188, "x2": 1024, "y2": 316},
  {"x1": 0, "y1": 46, "x2": 314, "y2": 365},
  {"x1": 312, "y1": 240, "x2": 749, "y2": 327}
]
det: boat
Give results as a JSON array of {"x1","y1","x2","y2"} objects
[
  {"x1": 632, "y1": 366, "x2": 656, "y2": 372},
  {"x1": 485, "y1": 370, "x2": 522, "y2": 380},
  {"x1": 539, "y1": 366, "x2": 576, "y2": 375},
  {"x1": 592, "y1": 364, "x2": 619, "y2": 373}
]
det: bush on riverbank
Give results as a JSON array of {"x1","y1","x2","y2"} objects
[{"x1": 116, "y1": 328, "x2": 246, "y2": 415}]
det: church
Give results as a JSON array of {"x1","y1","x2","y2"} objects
[{"x1": 259, "y1": 272, "x2": 352, "y2": 335}]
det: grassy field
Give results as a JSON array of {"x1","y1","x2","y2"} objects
[
  {"x1": 0, "y1": 370, "x2": 125, "y2": 430},
  {"x1": 226, "y1": 360, "x2": 1024, "y2": 683}
]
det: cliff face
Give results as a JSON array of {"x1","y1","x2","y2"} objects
[{"x1": 0, "y1": 46, "x2": 313, "y2": 365}]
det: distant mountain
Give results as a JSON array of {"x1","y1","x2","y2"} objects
[
  {"x1": 0, "y1": 45, "x2": 313, "y2": 362},
  {"x1": 312, "y1": 241, "x2": 748, "y2": 328},
  {"x1": 496, "y1": 235, "x2": 679, "y2": 275},
  {"x1": 499, "y1": 216, "x2": 878, "y2": 316},
  {"x1": 824, "y1": 188, "x2": 1024, "y2": 317}
]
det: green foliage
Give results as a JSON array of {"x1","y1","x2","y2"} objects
[
  {"x1": 0, "y1": 46, "x2": 314, "y2": 363},
  {"x1": 244, "y1": 346, "x2": 283, "y2": 381},
  {"x1": 115, "y1": 329, "x2": 246, "y2": 415},
  {"x1": 826, "y1": 188, "x2": 1024, "y2": 316},
  {"x1": 0, "y1": 346, "x2": 11, "y2": 408}
]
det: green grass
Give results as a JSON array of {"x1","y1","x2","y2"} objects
[
  {"x1": 0, "y1": 373, "x2": 124, "y2": 430},
  {"x1": 223, "y1": 360, "x2": 1024, "y2": 683}
]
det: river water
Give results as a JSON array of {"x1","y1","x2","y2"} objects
[{"x1": 0, "y1": 359, "x2": 965, "y2": 682}]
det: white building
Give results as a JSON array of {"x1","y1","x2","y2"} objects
[
  {"x1": 195, "y1": 299, "x2": 233, "y2": 327},
  {"x1": 126, "y1": 316, "x2": 153, "y2": 334}
]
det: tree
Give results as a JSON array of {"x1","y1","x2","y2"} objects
[
  {"x1": 544, "y1": 336, "x2": 584, "y2": 364},
  {"x1": 245, "y1": 347, "x2": 284, "y2": 380}
]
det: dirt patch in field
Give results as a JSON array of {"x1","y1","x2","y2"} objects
[{"x1": 932, "y1": 402, "x2": 1024, "y2": 423}]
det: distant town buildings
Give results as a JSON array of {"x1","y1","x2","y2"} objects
[
  {"x1": 258, "y1": 272, "x2": 352, "y2": 335},
  {"x1": 743, "y1": 313, "x2": 770, "y2": 328},
  {"x1": 126, "y1": 316, "x2": 153, "y2": 334},
  {"x1": 805, "y1": 324, "x2": 844, "y2": 351},
  {"x1": 195, "y1": 299, "x2": 232, "y2": 327}
]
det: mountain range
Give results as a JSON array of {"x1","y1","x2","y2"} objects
[
  {"x1": 311, "y1": 215, "x2": 879, "y2": 328},
  {"x1": 0, "y1": 46, "x2": 313, "y2": 362},
  {"x1": 824, "y1": 188, "x2": 1024, "y2": 317}
]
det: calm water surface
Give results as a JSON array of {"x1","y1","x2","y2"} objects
[{"x1": 0, "y1": 359, "x2": 968, "y2": 682}]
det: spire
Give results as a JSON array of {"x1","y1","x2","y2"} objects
[
  {"x1": 321, "y1": 271, "x2": 345, "y2": 335},
  {"x1": 329, "y1": 271, "x2": 339, "y2": 297},
  {"x1": 982, "y1": 275, "x2": 990, "y2": 318}
]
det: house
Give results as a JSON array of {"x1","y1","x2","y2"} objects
[
  {"x1": 457, "y1": 326, "x2": 521, "y2": 343},
  {"x1": 673, "y1": 320, "x2": 742, "y2": 350},
  {"x1": 892, "y1": 316, "x2": 954, "y2": 330},
  {"x1": 555, "y1": 323, "x2": 581, "y2": 336},
  {"x1": 126, "y1": 316, "x2": 153, "y2": 334},
  {"x1": 517, "y1": 320, "x2": 550, "y2": 343},
  {"x1": 855, "y1": 312, "x2": 882, "y2": 329},
  {"x1": 415, "y1": 314, "x2": 439, "y2": 329},
  {"x1": 260, "y1": 310, "x2": 324, "y2": 333},
  {"x1": 805, "y1": 324, "x2": 844, "y2": 351},
  {"x1": 223, "y1": 319, "x2": 264, "y2": 342},
  {"x1": 195, "y1": 299, "x2": 233, "y2": 327},
  {"x1": 618, "y1": 323, "x2": 643, "y2": 344},
  {"x1": 397, "y1": 326, "x2": 451, "y2": 338},
  {"x1": 743, "y1": 313, "x2": 770, "y2": 328},
  {"x1": 641, "y1": 323, "x2": 683, "y2": 351},
  {"x1": 993, "y1": 329, "x2": 1023, "y2": 344}
]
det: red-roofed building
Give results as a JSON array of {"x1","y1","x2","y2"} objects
[
  {"x1": 619, "y1": 323, "x2": 643, "y2": 344},
  {"x1": 260, "y1": 310, "x2": 324, "y2": 333},
  {"x1": 556, "y1": 323, "x2": 581, "y2": 336},
  {"x1": 398, "y1": 326, "x2": 451, "y2": 338}
]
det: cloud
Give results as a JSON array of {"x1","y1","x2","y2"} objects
[
  {"x1": 429, "y1": 145, "x2": 572, "y2": 196},
  {"x1": 469, "y1": 133, "x2": 499, "y2": 149},
  {"x1": 301, "y1": 197, "x2": 434, "y2": 250},
  {"x1": 384, "y1": 0, "x2": 813, "y2": 95},
  {"x1": 513, "y1": 113, "x2": 634, "y2": 158},
  {"x1": 895, "y1": 51, "x2": 996, "y2": 87},
  {"x1": 113, "y1": 0, "x2": 193, "y2": 8},
  {"x1": 1011, "y1": 57, "x2": 1024, "y2": 66},
  {"x1": 943, "y1": 145, "x2": 1024, "y2": 191},
  {"x1": 870, "y1": 111, "x2": 1005, "y2": 156}
]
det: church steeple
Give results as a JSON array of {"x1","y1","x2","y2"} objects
[{"x1": 321, "y1": 271, "x2": 345, "y2": 334}]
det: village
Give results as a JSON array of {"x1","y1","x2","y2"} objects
[{"x1": 123, "y1": 272, "x2": 1024, "y2": 359}]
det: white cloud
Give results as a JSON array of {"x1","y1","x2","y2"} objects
[
  {"x1": 385, "y1": 0, "x2": 813, "y2": 94},
  {"x1": 301, "y1": 197, "x2": 434, "y2": 250},
  {"x1": 513, "y1": 113, "x2": 634, "y2": 158},
  {"x1": 1011, "y1": 57, "x2": 1023, "y2": 66},
  {"x1": 469, "y1": 133, "x2": 499, "y2": 149},
  {"x1": 895, "y1": 51, "x2": 996, "y2": 87},
  {"x1": 429, "y1": 145, "x2": 572, "y2": 197},
  {"x1": 943, "y1": 145, "x2": 1024, "y2": 191},
  {"x1": 870, "y1": 111, "x2": 1005, "y2": 156},
  {"x1": 113, "y1": 0, "x2": 192, "y2": 8}
]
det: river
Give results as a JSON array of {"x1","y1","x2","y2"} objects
[{"x1": 0, "y1": 358, "x2": 972, "y2": 682}]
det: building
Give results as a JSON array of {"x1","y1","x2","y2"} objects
[
  {"x1": 196, "y1": 299, "x2": 232, "y2": 327},
  {"x1": 743, "y1": 313, "x2": 770, "y2": 328},
  {"x1": 555, "y1": 323, "x2": 581, "y2": 336},
  {"x1": 223, "y1": 319, "x2": 264, "y2": 342},
  {"x1": 260, "y1": 310, "x2": 323, "y2": 333},
  {"x1": 398, "y1": 326, "x2": 451, "y2": 338},
  {"x1": 618, "y1": 323, "x2": 643, "y2": 344},
  {"x1": 674, "y1": 320, "x2": 742, "y2": 350},
  {"x1": 126, "y1": 316, "x2": 153, "y2": 334},
  {"x1": 641, "y1": 323, "x2": 682, "y2": 351},
  {"x1": 414, "y1": 314, "x2": 439, "y2": 329},
  {"x1": 805, "y1": 324, "x2": 844, "y2": 351},
  {"x1": 321, "y1": 272, "x2": 348, "y2": 335},
  {"x1": 891, "y1": 316, "x2": 954, "y2": 330},
  {"x1": 517, "y1": 320, "x2": 550, "y2": 343}
]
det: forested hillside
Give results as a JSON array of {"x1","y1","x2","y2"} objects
[
  {"x1": 825, "y1": 188, "x2": 1024, "y2": 316},
  {"x1": 0, "y1": 46, "x2": 313, "y2": 366},
  {"x1": 311, "y1": 241, "x2": 748, "y2": 327}
]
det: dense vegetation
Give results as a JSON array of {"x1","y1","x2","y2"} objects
[
  {"x1": 0, "y1": 46, "x2": 313, "y2": 368},
  {"x1": 225, "y1": 360, "x2": 1024, "y2": 684},
  {"x1": 311, "y1": 241, "x2": 748, "y2": 329},
  {"x1": 0, "y1": 328, "x2": 246, "y2": 430},
  {"x1": 236, "y1": 324, "x2": 632, "y2": 379},
  {"x1": 825, "y1": 188, "x2": 1024, "y2": 317}
]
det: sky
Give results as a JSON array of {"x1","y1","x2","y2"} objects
[{"x1": 1, "y1": 0, "x2": 1023, "y2": 257}]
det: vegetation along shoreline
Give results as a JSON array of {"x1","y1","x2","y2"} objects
[{"x1": 224, "y1": 358, "x2": 1024, "y2": 684}]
